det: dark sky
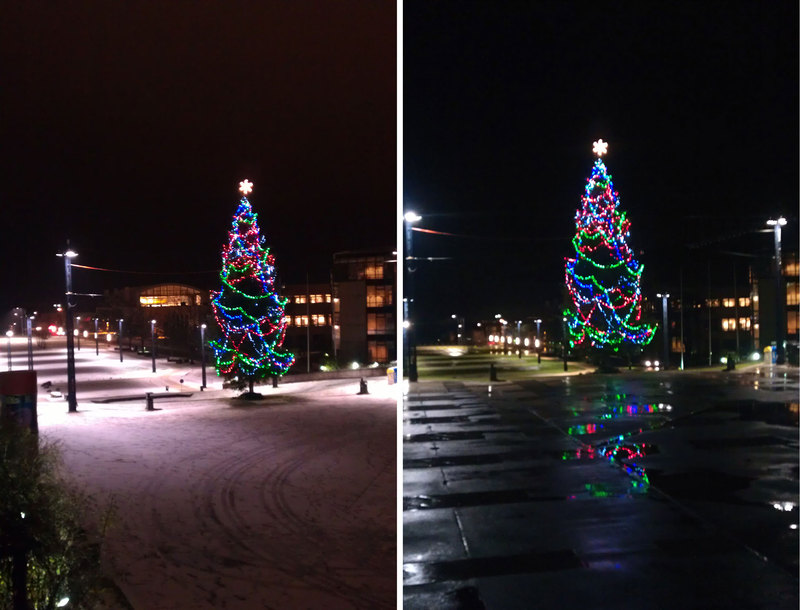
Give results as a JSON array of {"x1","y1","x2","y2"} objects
[
  {"x1": 1, "y1": 2, "x2": 395, "y2": 312},
  {"x1": 404, "y1": 1, "x2": 797, "y2": 333}
]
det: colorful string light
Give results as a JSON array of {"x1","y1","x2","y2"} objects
[
  {"x1": 210, "y1": 196, "x2": 295, "y2": 381},
  {"x1": 564, "y1": 157, "x2": 655, "y2": 350}
]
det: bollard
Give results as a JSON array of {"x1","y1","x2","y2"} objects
[
  {"x1": 145, "y1": 392, "x2": 154, "y2": 411},
  {"x1": 490, "y1": 363, "x2": 498, "y2": 381},
  {"x1": 358, "y1": 377, "x2": 369, "y2": 395}
]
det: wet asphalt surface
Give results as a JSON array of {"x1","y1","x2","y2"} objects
[{"x1": 403, "y1": 365, "x2": 799, "y2": 609}]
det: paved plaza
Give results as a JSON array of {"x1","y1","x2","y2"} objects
[
  {"x1": 403, "y1": 356, "x2": 799, "y2": 609},
  {"x1": 15, "y1": 339, "x2": 397, "y2": 609}
]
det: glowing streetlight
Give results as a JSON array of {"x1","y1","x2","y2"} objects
[
  {"x1": 150, "y1": 320, "x2": 157, "y2": 373},
  {"x1": 57, "y1": 244, "x2": 78, "y2": 412},
  {"x1": 5, "y1": 330, "x2": 13, "y2": 371},
  {"x1": 404, "y1": 210, "x2": 422, "y2": 381},
  {"x1": 238, "y1": 179, "x2": 253, "y2": 195},
  {"x1": 767, "y1": 216, "x2": 787, "y2": 364},
  {"x1": 656, "y1": 293, "x2": 670, "y2": 369},
  {"x1": 200, "y1": 323, "x2": 208, "y2": 389}
]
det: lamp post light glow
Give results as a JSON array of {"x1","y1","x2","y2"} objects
[
  {"x1": 767, "y1": 216, "x2": 787, "y2": 365},
  {"x1": 26, "y1": 316, "x2": 34, "y2": 370},
  {"x1": 404, "y1": 210, "x2": 422, "y2": 381},
  {"x1": 6, "y1": 330, "x2": 13, "y2": 371},
  {"x1": 58, "y1": 245, "x2": 79, "y2": 412},
  {"x1": 150, "y1": 319, "x2": 157, "y2": 373},
  {"x1": 118, "y1": 319, "x2": 124, "y2": 362},
  {"x1": 200, "y1": 324, "x2": 207, "y2": 390},
  {"x1": 656, "y1": 293, "x2": 670, "y2": 369},
  {"x1": 534, "y1": 318, "x2": 542, "y2": 364}
]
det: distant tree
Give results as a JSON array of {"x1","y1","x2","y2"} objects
[
  {"x1": 210, "y1": 184, "x2": 294, "y2": 394},
  {"x1": 564, "y1": 142, "x2": 655, "y2": 362}
]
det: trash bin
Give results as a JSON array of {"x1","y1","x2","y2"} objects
[{"x1": 387, "y1": 366, "x2": 397, "y2": 385}]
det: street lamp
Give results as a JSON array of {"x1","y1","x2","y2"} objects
[
  {"x1": 656, "y1": 293, "x2": 670, "y2": 369},
  {"x1": 75, "y1": 317, "x2": 81, "y2": 351},
  {"x1": 150, "y1": 319, "x2": 157, "y2": 373},
  {"x1": 200, "y1": 324, "x2": 207, "y2": 389},
  {"x1": 6, "y1": 330, "x2": 13, "y2": 371},
  {"x1": 118, "y1": 319, "x2": 124, "y2": 362},
  {"x1": 562, "y1": 316, "x2": 568, "y2": 372},
  {"x1": 26, "y1": 315, "x2": 34, "y2": 370},
  {"x1": 94, "y1": 318, "x2": 99, "y2": 356},
  {"x1": 57, "y1": 246, "x2": 79, "y2": 412},
  {"x1": 534, "y1": 318, "x2": 542, "y2": 364},
  {"x1": 767, "y1": 216, "x2": 787, "y2": 365},
  {"x1": 404, "y1": 210, "x2": 422, "y2": 381}
]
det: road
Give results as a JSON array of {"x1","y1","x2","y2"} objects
[
  {"x1": 403, "y1": 364, "x2": 799, "y2": 609},
  {"x1": 9, "y1": 337, "x2": 397, "y2": 609}
]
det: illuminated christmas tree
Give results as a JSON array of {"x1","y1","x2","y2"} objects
[
  {"x1": 210, "y1": 180, "x2": 294, "y2": 392},
  {"x1": 564, "y1": 140, "x2": 655, "y2": 353}
]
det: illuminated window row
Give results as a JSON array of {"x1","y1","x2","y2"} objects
[
  {"x1": 293, "y1": 294, "x2": 332, "y2": 304},
  {"x1": 292, "y1": 315, "x2": 330, "y2": 327},
  {"x1": 721, "y1": 317, "x2": 752, "y2": 331},
  {"x1": 707, "y1": 297, "x2": 751, "y2": 308}
]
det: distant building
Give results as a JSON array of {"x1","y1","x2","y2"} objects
[
  {"x1": 332, "y1": 250, "x2": 396, "y2": 364},
  {"x1": 282, "y1": 282, "x2": 334, "y2": 371}
]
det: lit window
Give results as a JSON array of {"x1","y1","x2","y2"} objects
[
  {"x1": 310, "y1": 294, "x2": 327, "y2": 304},
  {"x1": 788, "y1": 310, "x2": 799, "y2": 335},
  {"x1": 784, "y1": 257, "x2": 799, "y2": 277},
  {"x1": 787, "y1": 282, "x2": 799, "y2": 306},
  {"x1": 738, "y1": 317, "x2": 751, "y2": 330},
  {"x1": 722, "y1": 298, "x2": 735, "y2": 308},
  {"x1": 312, "y1": 314, "x2": 327, "y2": 326},
  {"x1": 295, "y1": 295, "x2": 307, "y2": 304},
  {"x1": 721, "y1": 318, "x2": 736, "y2": 331},
  {"x1": 365, "y1": 262, "x2": 384, "y2": 279},
  {"x1": 366, "y1": 285, "x2": 393, "y2": 307},
  {"x1": 295, "y1": 316, "x2": 309, "y2": 326},
  {"x1": 705, "y1": 298, "x2": 720, "y2": 307},
  {"x1": 738, "y1": 297, "x2": 750, "y2": 308},
  {"x1": 326, "y1": 294, "x2": 332, "y2": 303}
]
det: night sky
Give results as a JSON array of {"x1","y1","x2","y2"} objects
[
  {"x1": 1, "y1": 2, "x2": 395, "y2": 312},
  {"x1": 404, "y1": 2, "x2": 797, "y2": 337}
]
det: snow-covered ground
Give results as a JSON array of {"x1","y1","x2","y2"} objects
[{"x1": 26, "y1": 340, "x2": 398, "y2": 609}]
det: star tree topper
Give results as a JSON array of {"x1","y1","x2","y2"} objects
[
  {"x1": 592, "y1": 139, "x2": 608, "y2": 157},
  {"x1": 238, "y1": 179, "x2": 253, "y2": 195}
]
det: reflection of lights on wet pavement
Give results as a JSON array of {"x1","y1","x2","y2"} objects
[{"x1": 772, "y1": 501, "x2": 796, "y2": 512}]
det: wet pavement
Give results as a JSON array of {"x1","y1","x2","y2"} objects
[{"x1": 403, "y1": 366, "x2": 799, "y2": 609}]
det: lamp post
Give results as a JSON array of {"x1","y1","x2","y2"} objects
[
  {"x1": 150, "y1": 319, "x2": 157, "y2": 373},
  {"x1": 26, "y1": 316, "x2": 34, "y2": 370},
  {"x1": 767, "y1": 217, "x2": 787, "y2": 365},
  {"x1": 58, "y1": 246, "x2": 79, "y2": 412},
  {"x1": 75, "y1": 317, "x2": 81, "y2": 351},
  {"x1": 6, "y1": 330, "x2": 13, "y2": 371},
  {"x1": 200, "y1": 323, "x2": 207, "y2": 389},
  {"x1": 656, "y1": 293, "x2": 670, "y2": 369},
  {"x1": 404, "y1": 210, "x2": 421, "y2": 381},
  {"x1": 534, "y1": 318, "x2": 542, "y2": 364},
  {"x1": 516, "y1": 320, "x2": 522, "y2": 359},
  {"x1": 562, "y1": 316, "x2": 568, "y2": 372},
  {"x1": 118, "y1": 319, "x2": 124, "y2": 362},
  {"x1": 94, "y1": 318, "x2": 99, "y2": 356}
]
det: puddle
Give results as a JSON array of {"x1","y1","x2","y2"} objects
[{"x1": 567, "y1": 423, "x2": 604, "y2": 435}]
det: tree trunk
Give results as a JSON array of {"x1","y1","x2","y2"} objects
[
  {"x1": 272, "y1": 375, "x2": 278, "y2": 388},
  {"x1": 248, "y1": 377, "x2": 254, "y2": 394}
]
